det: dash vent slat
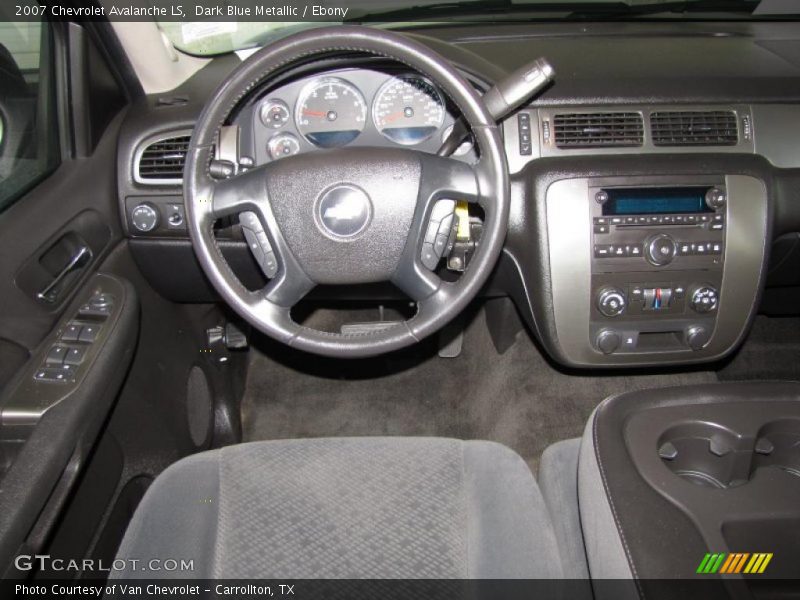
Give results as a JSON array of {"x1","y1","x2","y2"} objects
[
  {"x1": 651, "y1": 111, "x2": 738, "y2": 146},
  {"x1": 137, "y1": 135, "x2": 192, "y2": 182},
  {"x1": 553, "y1": 112, "x2": 644, "y2": 148}
]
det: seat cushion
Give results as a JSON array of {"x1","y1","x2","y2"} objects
[{"x1": 113, "y1": 437, "x2": 564, "y2": 579}]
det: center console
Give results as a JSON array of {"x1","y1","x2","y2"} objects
[
  {"x1": 545, "y1": 174, "x2": 768, "y2": 367},
  {"x1": 587, "y1": 382, "x2": 800, "y2": 599}
]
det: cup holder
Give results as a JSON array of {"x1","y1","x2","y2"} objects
[
  {"x1": 751, "y1": 419, "x2": 800, "y2": 479},
  {"x1": 658, "y1": 419, "x2": 800, "y2": 489},
  {"x1": 658, "y1": 423, "x2": 750, "y2": 489}
]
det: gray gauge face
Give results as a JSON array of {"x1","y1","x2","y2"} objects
[
  {"x1": 295, "y1": 77, "x2": 367, "y2": 148},
  {"x1": 373, "y1": 76, "x2": 445, "y2": 145},
  {"x1": 268, "y1": 133, "x2": 300, "y2": 160},
  {"x1": 260, "y1": 99, "x2": 291, "y2": 129}
]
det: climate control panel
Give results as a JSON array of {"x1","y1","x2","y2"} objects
[
  {"x1": 544, "y1": 174, "x2": 768, "y2": 367},
  {"x1": 588, "y1": 178, "x2": 727, "y2": 356}
]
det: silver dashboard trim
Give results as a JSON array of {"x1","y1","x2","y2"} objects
[{"x1": 546, "y1": 175, "x2": 768, "y2": 367}]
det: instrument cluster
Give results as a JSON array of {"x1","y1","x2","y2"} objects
[{"x1": 239, "y1": 68, "x2": 474, "y2": 165}]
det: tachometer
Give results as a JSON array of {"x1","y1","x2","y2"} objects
[
  {"x1": 373, "y1": 76, "x2": 445, "y2": 145},
  {"x1": 295, "y1": 77, "x2": 367, "y2": 148}
]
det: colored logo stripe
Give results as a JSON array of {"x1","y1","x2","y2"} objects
[{"x1": 698, "y1": 553, "x2": 773, "y2": 574}]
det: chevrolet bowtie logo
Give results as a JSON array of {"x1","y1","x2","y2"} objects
[
  {"x1": 323, "y1": 202, "x2": 364, "y2": 221},
  {"x1": 317, "y1": 185, "x2": 372, "y2": 239}
]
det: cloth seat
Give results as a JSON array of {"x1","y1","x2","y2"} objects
[{"x1": 113, "y1": 437, "x2": 564, "y2": 579}]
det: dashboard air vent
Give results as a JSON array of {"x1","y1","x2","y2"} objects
[
  {"x1": 136, "y1": 134, "x2": 191, "y2": 183},
  {"x1": 651, "y1": 111, "x2": 738, "y2": 146},
  {"x1": 553, "y1": 112, "x2": 644, "y2": 148}
]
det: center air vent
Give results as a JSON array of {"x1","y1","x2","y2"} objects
[
  {"x1": 135, "y1": 133, "x2": 191, "y2": 184},
  {"x1": 651, "y1": 111, "x2": 738, "y2": 146},
  {"x1": 553, "y1": 112, "x2": 644, "y2": 148}
]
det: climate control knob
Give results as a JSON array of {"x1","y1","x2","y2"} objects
[
  {"x1": 597, "y1": 287, "x2": 627, "y2": 317},
  {"x1": 131, "y1": 203, "x2": 159, "y2": 233},
  {"x1": 645, "y1": 234, "x2": 676, "y2": 266},
  {"x1": 689, "y1": 285, "x2": 719, "y2": 313}
]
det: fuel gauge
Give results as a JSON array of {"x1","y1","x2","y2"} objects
[
  {"x1": 260, "y1": 99, "x2": 291, "y2": 129},
  {"x1": 268, "y1": 133, "x2": 300, "y2": 160}
]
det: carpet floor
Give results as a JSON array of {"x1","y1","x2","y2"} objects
[{"x1": 240, "y1": 303, "x2": 753, "y2": 472}]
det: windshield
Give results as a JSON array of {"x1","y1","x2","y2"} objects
[{"x1": 155, "y1": 0, "x2": 794, "y2": 56}]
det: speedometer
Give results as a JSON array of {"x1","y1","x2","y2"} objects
[
  {"x1": 295, "y1": 77, "x2": 367, "y2": 148},
  {"x1": 373, "y1": 76, "x2": 445, "y2": 145}
]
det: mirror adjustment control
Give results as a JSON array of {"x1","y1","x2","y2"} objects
[
  {"x1": 131, "y1": 203, "x2": 159, "y2": 233},
  {"x1": 597, "y1": 286, "x2": 627, "y2": 317}
]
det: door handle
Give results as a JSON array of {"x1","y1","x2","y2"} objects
[{"x1": 37, "y1": 245, "x2": 92, "y2": 303}]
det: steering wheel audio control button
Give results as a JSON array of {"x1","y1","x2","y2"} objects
[
  {"x1": 241, "y1": 212, "x2": 278, "y2": 278},
  {"x1": 421, "y1": 244, "x2": 439, "y2": 270}
]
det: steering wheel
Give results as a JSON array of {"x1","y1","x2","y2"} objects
[{"x1": 184, "y1": 26, "x2": 509, "y2": 358}]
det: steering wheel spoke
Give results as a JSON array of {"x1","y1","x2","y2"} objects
[
  {"x1": 263, "y1": 257, "x2": 315, "y2": 308},
  {"x1": 211, "y1": 166, "x2": 268, "y2": 219}
]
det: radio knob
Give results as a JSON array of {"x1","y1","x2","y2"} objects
[
  {"x1": 596, "y1": 329, "x2": 622, "y2": 354},
  {"x1": 597, "y1": 287, "x2": 627, "y2": 317},
  {"x1": 705, "y1": 187, "x2": 726, "y2": 210},
  {"x1": 689, "y1": 285, "x2": 719, "y2": 313},
  {"x1": 645, "y1": 234, "x2": 676, "y2": 266},
  {"x1": 131, "y1": 203, "x2": 159, "y2": 233}
]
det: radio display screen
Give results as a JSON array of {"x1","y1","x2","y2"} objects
[{"x1": 601, "y1": 187, "x2": 712, "y2": 215}]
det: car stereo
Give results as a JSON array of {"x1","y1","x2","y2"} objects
[{"x1": 589, "y1": 179, "x2": 727, "y2": 355}]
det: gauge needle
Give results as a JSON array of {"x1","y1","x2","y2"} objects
[
  {"x1": 302, "y1": 109, "x2": 326, "y2": 118},
  {"x1": 382, "y1": 111, "x2": 405, "y2": 124}
]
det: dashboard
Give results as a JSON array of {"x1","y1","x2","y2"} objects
[
  {"x1": 115, "y1": 21, "x2": 800, "y2": 369},
  {"x1": 233, "y1": 67, "x2": 476, "y2": 167}
]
